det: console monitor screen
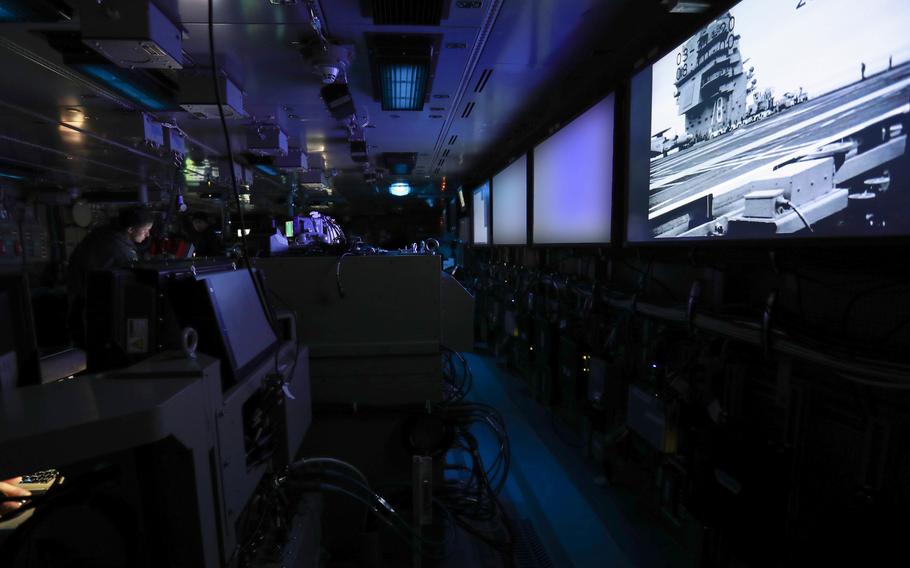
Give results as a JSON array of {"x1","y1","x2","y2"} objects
[
  {"x1": 533, "y1": 93, "x2": 615, "y2": 244},
  {"x1": 492, "y1": 154, "x2": 528, "y2": 245},
  {"x1": 472, "y1": 181, "x2": 491, "y2": 245},
  {"x1": 202, "y1": 269, "x2": 277, "y2": 376},
  {"x1": 627, "y1": 0, "x2": 910, "y2": 243}
]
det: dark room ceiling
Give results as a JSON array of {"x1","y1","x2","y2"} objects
[{"x1": 0, "y1": 0, "x2": 719, "y2": 215}]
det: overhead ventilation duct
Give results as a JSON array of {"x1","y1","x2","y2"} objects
[
  {"x1": 253, "y1": 164, "x2": 279, "y2": 176},
  {"x1": 474, "y1": 68, "x2": 493, "y2": 93},
  {"x1": 368, "y1": 34, "x2": 439, "y2": 111},
  {"x1": 365, "y1": 0, "x2": 446, "y2": 25},
  {"x1": 226, "y1": 160, "x2": 254, "y2": 187},
  {"x1": 274, "y1": 148, "x2": 308, "y2": 171},
  {"x1": 71, "y1": 63, "x2": 171, "y2": 110},
  {"x1": 299, "y1": 152, "x2": 328, "y2": 186},
  {"x1": 308, "y1": 153, "x2": 326, "y2": 171},
  {"x1": 39, "y1": 30, "x2": 177, "y2": 110},
  {"x1": 79, "y1": 0, "x2": 183, "y2": 70},
  {"x1": 235, "y1": 153, "x2": 283, "y2": 178},
  {"x1": 165, "y1": 128, "x2": 186, "y2": 157},
  {"x1": 382, "y1": 152, "x2": 418, "y2": 175},
  {"x1": 178, "y1": 70, "x2": 245, "y2": 119},
  {"x1": 122, "y1": 112, "x2": 165, "y2": 147},
  {"x1": 299, "y1": 170, "x2": 329, "y2": 187},
  {"x1": 246, "y1": 125, "x2": 289, "y2": 156}
]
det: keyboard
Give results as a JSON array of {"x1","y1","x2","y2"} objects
[{"x1": 17, "y1": 469, "x2": 61, "y2": 496}]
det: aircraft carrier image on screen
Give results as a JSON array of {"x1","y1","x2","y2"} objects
[{"x1": 648, "y1": 1, "x2": 910, "y2": 239}]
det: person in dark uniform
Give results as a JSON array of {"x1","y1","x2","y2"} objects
[
  {"x1": 186, "y1": 211, "x2": 220, "y2": 256},
  {"x1": 66, "y1": 206, "x2": 154, "y2": 347}
]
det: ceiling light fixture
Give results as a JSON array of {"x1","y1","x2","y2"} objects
[
  {"x1": 389, "y1": 182, "x2": 411, "y2": 197},
  {"x1": 370, "y1": 34, "x2": 437, "y2": 111},
  {"x1": 380, "y1": 63, "x2": 429, "y2": 111}
]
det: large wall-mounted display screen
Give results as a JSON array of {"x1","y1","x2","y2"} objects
[
  {"x1": 533, "y1": 93, "x2": 615, "y2": 244},
  {"x1": 492, "y1": 154, "x2": 528, "y2": 245},
  {"x1": 471, "y1": 181, "x2": 490, "y2": 246},
  {"x1": 627, "y1": 0, "x2": 910, "y2": 243}
]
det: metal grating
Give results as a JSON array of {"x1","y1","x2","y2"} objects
[
  {"x1": 368, "y1": 34, "x2": 438, "y2": 112},
  {"x1": 474, "y1": 68, "x2": 493, "y2": 93},
  {"x1": 448, "y1": 134, "x2": 458, "y2": 145},
  {"x1": 429, "y1": 0, "x2": 503, "y2": 164},
  {"x1": 379, "y1": 62, "x2": 428, "y2": 111},
  {"x1": 461, "y1": 101, "x2": 475, "y2": 118},
  {"x1": 513, "y1": 518, "x2": 554, "y2": 568},
  {"x1": 371, "y1": 0, "x2": 444, "y2": 25}
]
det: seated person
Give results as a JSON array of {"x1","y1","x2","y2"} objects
[
  {"x1": 186, "y1": 211, "x2": 220, "y2": 257},
  {"x1": 65, "y1": 206, "x2": 154, "y2": 347}
]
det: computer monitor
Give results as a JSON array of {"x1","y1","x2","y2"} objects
[
  {"x1": 492, "y1": 154, "x2": 528, "y2": 245},
  {"x1": 201, "y1": 269, "x2": 277, "y2": 381},
  {"x1": 84, "y1": 263, "x2": 276, "y2": 388},
  {"x1": 533, "y1": 93, "x2": 615, "y2": 245},
  {"x1": 471, "y1": 181, "x2": 491, "y2": 246},
  {"x1": 626, "y1": 0, "x2": 910, "y2": 243}
]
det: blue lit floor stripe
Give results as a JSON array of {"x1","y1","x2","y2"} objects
[{"x1": 464, "y1": 353, "x2": 689, "y2": 568}]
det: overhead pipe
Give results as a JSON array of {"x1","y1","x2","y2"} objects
[
  {"x1": 0, "y1": 99, "x2": 171, "y2": 165},
  {"x1": 0, "y1": 135, "x2": 138, "y2": 177},
  {"x1": 0, "y1": 154, "x2": 111, "y2": 184}
]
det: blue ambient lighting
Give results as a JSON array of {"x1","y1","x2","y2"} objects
[
  {"x1": 254, "y1": 164, "x2": 279, "y2": 176},
  {"x1": 0, "y1": 172, "x2": 26, "y2": 181},
  {"x1": 380, "y1": 63, "x2": 428, "y2": 111},
  {"x1": 389, "y1": 182, "x2": 411, "y2": 197},
  {"x1": 76, "y1": 65, "x2": 167, "y2": 110},
  {"x1": 492, "y1": 155, "x2": 528, "y2": 245},
  {"x1": 0, "y1": 5, "x2": 19, "y2": 21}
]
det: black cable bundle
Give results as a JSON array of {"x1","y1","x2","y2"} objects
[
  {"x1": 442, "y1": 348, "x2": 473, "y2": 403},
  {"x1": 281, "y1": 457, "x2": 454, "y2": 560},
  {"x1": 436, "y1": 402, "x2": 516, "y2": 563}
]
